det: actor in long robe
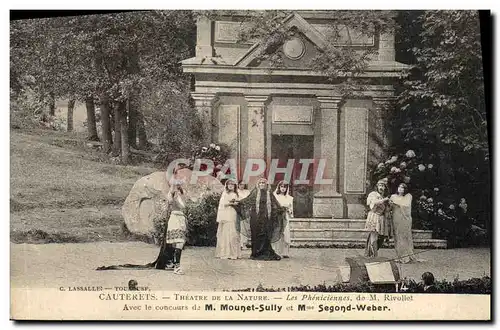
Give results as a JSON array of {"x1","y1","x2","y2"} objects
[
  {"x1": 390, "y1": 183, "x2": 424, "y2": 263},
  {"x1": 237, "y1": 181, "x2": 251, "y2": 249},
  {"x1": 215, "y1": 180, "x2": 241, "y2": 259},
  {"x1": 237, "y1": 178, "x2": 285, "y2": 261}
]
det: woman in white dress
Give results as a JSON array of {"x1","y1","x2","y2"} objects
[
  {"x1": 215, "y1": 179, "x2": 241, "y2": 260},
  {"x1": 237, "y1": 181, "x2": 251, "y2": 249},
  {"x1": 272, "y1": 181, "x2": 293, "y2": 258},
  {"x1": 390, "y1": 183, "x2": 418, "y2": 263}
]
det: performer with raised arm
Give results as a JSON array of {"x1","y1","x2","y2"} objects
[
  {"x1": 272, "y1": 181, "x2": 293, "y2": 258},
  {"x1": 237, "y1": 178, "x2": 285, "y2": 261},
  {"x1": 96, "y1": 177, "x2": 189, "y2": 274},
  {"x1": 364, "y1": 178, "x2": 392, "y2": 258},
  {"x1": 162, "y1": 179, "x2": 189, "y2": 274}
]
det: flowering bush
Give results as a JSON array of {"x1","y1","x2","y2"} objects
[
  {"x1": 370, "y1": 150, "x2": 483, "y2": 246},
  {"x1": 188, "y1": 143, "x2": 231, "y2": 178}
]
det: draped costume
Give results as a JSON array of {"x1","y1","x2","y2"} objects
[
  {"x1": 390, "y1": 193, "x2": 418, "y2": 263},
  {"x1": 215, "y1": 188, "x2": 241, "y2": 259},
  {"x1": 272, "y1": 188, "x2": 293, "y2": 257},
  {"x1": 237, "y1": 187, "x2": 285, "y2": 260},
  {"x1": 96, "y1": 190, "x2": 187, "y2": 271}
]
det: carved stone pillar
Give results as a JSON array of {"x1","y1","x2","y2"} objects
[
  {"x1": 313, "y1": 96, "x2": 344, "y2": 219},
  {"x1": 196, "y1": 16, "x2": 213, "y2": 58},
  {"x1": 192, "y1": 93, "x2": 217, "y2": 144},
  {"x1": 378, "y1": 28, "x2": 395, "y2": 62},
  {"x1": 245, "y1": 95, "x2": 269, "y2": 185},
  {"x1": 372, "y1": 96, "x2": 396, "y2": 149}
]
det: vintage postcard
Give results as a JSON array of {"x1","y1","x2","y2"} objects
[{"x1": 10, "y1": 9, "x2": 491, "y2": 321}]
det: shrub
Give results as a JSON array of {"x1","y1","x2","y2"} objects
[
  {"x1": 184, "y1": 192, "x2": 222, "y2": 247},
  {"x1": 230, "y1": 276, "x2": 491, "y2": 294}
]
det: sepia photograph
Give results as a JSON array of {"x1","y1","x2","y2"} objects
[{"x1": 9, "y1": 8, "x2": 491, "y2": 321}]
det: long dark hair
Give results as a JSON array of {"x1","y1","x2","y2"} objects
[
  {"x1": 275, "y1": 181, "x2": 290, "y2": 195},
  {"x1": 398, "y1": 183, "x2": 409, "y2": 196},
  {"x1": 225, "y1": 180, "x2": 238, "y2": 197}
]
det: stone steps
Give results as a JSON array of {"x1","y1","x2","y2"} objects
[
  {"x1": 291, "y1": 228, "x2": 433, "y2": 240},
  {"x1": 288, "y1": 218, "x2": 447, "y2": 249},
  {"x1": 290, "y1": 238, "x2": 448, "y2": 249}
]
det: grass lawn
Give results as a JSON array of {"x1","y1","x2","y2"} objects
[{"x1": 10, "y1": 128, "x2": 158, "y2": 243}]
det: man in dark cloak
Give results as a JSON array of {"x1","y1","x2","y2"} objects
[{"x1": 237, "y1": 178, "x2": 285, "y2": 261}]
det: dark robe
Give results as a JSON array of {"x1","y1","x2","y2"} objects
[
  {"x1": 96, "y1": 194, "x2": 177, "y2": 271},
  {"x1": 237, "y1": 188, "x2": 285, "y2": 261}
]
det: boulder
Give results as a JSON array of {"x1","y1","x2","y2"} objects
[{"x1": 122, "y1": 169, "x2": 224, "y2": 235}]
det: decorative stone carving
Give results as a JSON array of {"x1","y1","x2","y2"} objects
[{"x1": 283, "y1": 37, "x2": 306, "y2": 60}]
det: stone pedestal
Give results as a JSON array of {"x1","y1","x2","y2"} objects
[{"x1": 313, "y1": 96, "x2": 344, "y2": 218}]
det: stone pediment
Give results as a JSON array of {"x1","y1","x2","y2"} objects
[{"x1": 234, "y1": 13, "x2": 328, "y2": 67}]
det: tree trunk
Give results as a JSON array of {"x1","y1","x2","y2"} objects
[
  {"x1": 120, "y1": 101, "x2": 130, "y2": 164},
  {"x1": 67, "y1": 99, "x2": 75, "y2": 132},
  {"x1": 112, "y1": 102, "x2": 122, "y2": 157},
  {"x1": 137, "y1": 111, "x2": 149, "y2": 150},
  {"x1": 127, "y1": 98, "x2": 137, "y2": 149},
  {"x1": 48, "y1": 92, "x2": 55, "y2": 116},
  {"x1": 85, "y1": 96, "x2": 99, "y2": 141},
  {"x1": 99, "y1": 95, "x2": 113, "y2": 154}
]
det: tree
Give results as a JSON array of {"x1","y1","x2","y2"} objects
[
  {"x1": 11, "y1": 11, "x2": 198, "y2": 164},
  {"x1": 396, "y1": 10, "x2": 490, "y2": 234}
]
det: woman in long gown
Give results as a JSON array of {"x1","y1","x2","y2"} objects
[
  {"x1": 237, "y1": 181, "x2": 251, "y2": 250},
  {"x1": 272, "y1": 181, "x2": 293, "y2": 258},
  {"x1": 215, "y1": 180, "x2": 241, "y2": 260},
  {"x1": 390, "y1": 183, "x2": 418, "y2": 263},
  {"x1": 237, "y1": 178, "x2": 285, "y2": 261},
  {"x1": 364, "y1": 178, "x2": 392, "y2": 258}
]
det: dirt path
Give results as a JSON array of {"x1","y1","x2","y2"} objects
[{"x1": 11, "y1": 242, "x2": 490, "y2": 291}]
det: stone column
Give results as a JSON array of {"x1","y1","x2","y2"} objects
[
  {"x1": 372, "y1": 96, "x2": 396, "y2": 149},
  {"x1": 196, "y1": 16, "x2": 213, "y2": 58},
  {"x1": 245, "y1": 95, "x2": 269, "y2": 185},
  {"x1": 313, "y1": 96, "x2": 344, "y2": 218},
  {"x1": 192, "y1": 93, "x2": 217, "y2": 144}
]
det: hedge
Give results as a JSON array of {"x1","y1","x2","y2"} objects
[{"x1": 230, "y1": 276, "x2": 491, "y2": 294}]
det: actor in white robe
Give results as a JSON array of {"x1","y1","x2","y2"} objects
[{"x1": 215, "y1": 180, "x2": 241, "y2": 260}]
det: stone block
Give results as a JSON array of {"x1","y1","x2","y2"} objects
[
  {"x1": 313, "y1": 196, "x2": 344, "y2": 218},
  {"x1": 347, "y1": 203, "x2": 367, "y2": 219}
]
